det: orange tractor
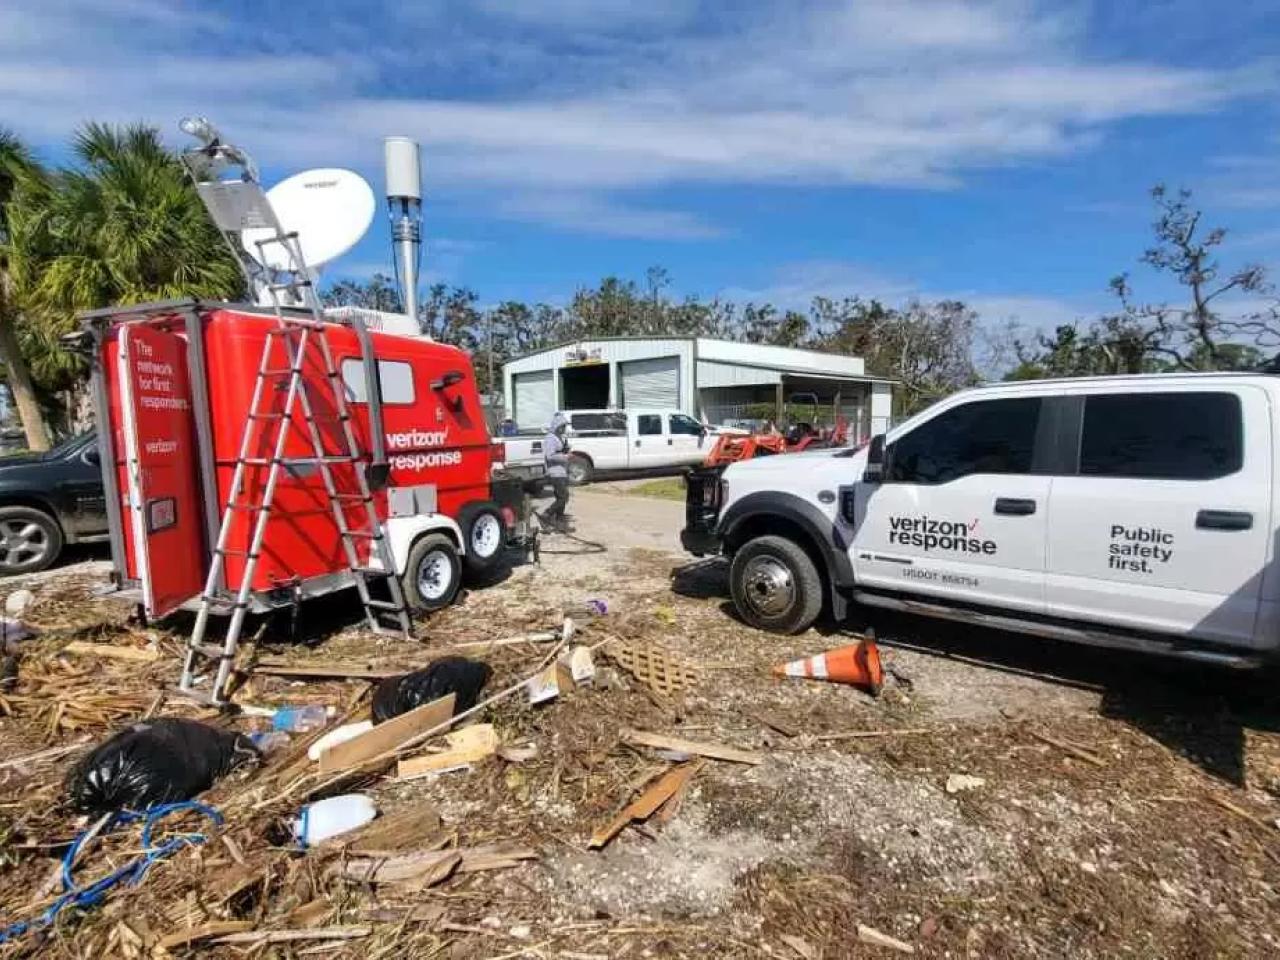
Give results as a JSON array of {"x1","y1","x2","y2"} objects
[{"x1": 703, "y1": 415, "x2": 851, "y2": 467}]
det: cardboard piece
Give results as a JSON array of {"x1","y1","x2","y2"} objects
[{"x1": 318, "y1": 694, "x2": 456, "y2": 774}]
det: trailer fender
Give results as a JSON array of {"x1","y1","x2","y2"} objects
[{"x1": 381, "y1": 514, "x2": 466, "y2": 575}]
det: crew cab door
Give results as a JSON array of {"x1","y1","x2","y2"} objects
[
  {"x1": 629, "y1": 412, "x2": 669, "y2": 468},
  {"x1": 1045, "y1": 388, "x2": 1270, "y2": 646},
  {"x1": 117, "y1": 324, "x2": 205, "y2": 619},
  {"x1": 667, "y1": 413, "x2": 708, "y2": 465},
  {"x1": 851, "y1": 395, "x2": 1050, "y2": 614}
]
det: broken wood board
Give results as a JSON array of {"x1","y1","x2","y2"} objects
[
  {"x1": 589, "y1": 760, "x2": 704, "y2": 848},
  {"x1": 61, "y1": 641, "x2": 157, "y2": 663},
  {"x1": 623, "y1": 729, "x2": 764, "y2": 765},
  {"x1": 336, "y1": 803, "x2": 444, "y2": 853},
  {"x1": 318, "y1": 693, "x2": 455, "y2": 774},
  {"x1": 252, "y1": 660, "x2": 402, "y2": 681},
  {"x1": 212, "y1": 926, "x2": 372, "y2": 946},
  {"x1": 608, "y1": 643, "x2": 700, "y2": 699},
  {"x1": 397, "y1": 723, "x2": 498, "y2": 779},
  {"x1": 457, "y1": 844, "x2": 538, "y2": 872},
  {"x1": 338, "y1": 849, "x2": 462, "y2": 887},
  {"x1": 159, "y1": 920, "x2": 255, "y2": 950}
]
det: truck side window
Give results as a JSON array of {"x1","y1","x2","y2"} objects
[
  {"x1": 340, "y1": 359, "x2": 415, "y2": 405},
  {"x1": 888, "y1": 398, "x2": 1041, "y2": 484},
  {"x1": 637, "y1": 414, "x2": 663, "y2": 436},
  {"x1": 1079, "y1": 392, "x2": 1242, "y2": 480},
  {"x1": 669, "y1": 414, "x2": 703, "y2": 435}
]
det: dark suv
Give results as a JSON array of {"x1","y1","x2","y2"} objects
[{"x1": 0, "y1": 432, "x2": 107, "y2": 575}]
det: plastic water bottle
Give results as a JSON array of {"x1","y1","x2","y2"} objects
[
  {"x1": 249, "y1": 731, "x2": 291, "y2": 754},
  {"x1": 293, "y1": 794, "x2": 377, "y2": 847},
  {"x1": 272, "y1": 704, "x2": 329, "y2": 733}
]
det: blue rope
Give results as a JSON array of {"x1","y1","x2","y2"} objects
[{"x1": 0, "y1": 801, "x2": 223, "y2": 944}]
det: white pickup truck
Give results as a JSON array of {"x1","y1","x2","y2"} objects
[
  {"x1": 502, "y1": 409, "x2": 716, "y2": 484},
  {"x1": 683, "y1": 373, "x2": 1279, "y2": 669}
]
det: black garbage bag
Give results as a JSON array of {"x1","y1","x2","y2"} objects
[
  {"x1": 66, "y1": 718, "x2": 259, "y2": 813},
  {"x1": 372, "y1": 657, "x2": 493, "y2": 724}
]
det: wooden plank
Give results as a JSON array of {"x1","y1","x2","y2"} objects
[
  {"x1": 212, "y1": 926, "x2": 371, "y2": 946},
  {"x1": 623, "y1": 729, "x2": 764, "y2": 765},
  {"x1": 814, "y1": 727, "x2": 935, "y2": 742},
  {"x1": 159, "y1": 921, "x2": 255, "y2": 950},
  {"x1": 458, "y1": 844, "x2": 538, "y2": 872},
  {"x1": 341, "y1": 803, "x2": 444, "y2": 853},
  {"x1": 252, "y1": 660, "x2": 401, "y2": 681},
  {"x1": 397, "y1": 724, "x2": 498, "y2": 779},
  {"x1": 61, "y1": 641, "x2": 157, "y2": 663},
  {"x1": 318, "y1": 694, "x2": 455, "y2": 774},
  {"x1": 589, "y1": 761, "x2": 704, "y2": 848}
]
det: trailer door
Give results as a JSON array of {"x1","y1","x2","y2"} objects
[{"x1": 117, "y1": 324, "x2": 205, "y2": 618}]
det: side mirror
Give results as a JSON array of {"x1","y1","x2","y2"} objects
[
  {"x1": 83, "y1": 447, "x2": 100, "y2": 467},
  {"x1": 863, "y1": 433, "x2": 887, "y2": 483}
]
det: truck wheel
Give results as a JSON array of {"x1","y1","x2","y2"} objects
[
  {"x1": 567, "y1": 455, "x2": 593, "y2": 486},
  {"x1": 730, "y1": 535, "x2": 823, "y2": 634},
  {"x1": 462, "y1": 505, "x2": 506, "y2": 576},
  {"x1": 402, "y1": 533, "x2": 462, "y2": 613},
  {"x1": 0, "y1": 506, "x2": 63, "y2": 576}
]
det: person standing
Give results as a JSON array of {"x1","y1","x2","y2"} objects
[{"x1": 540, "y1": 412, "x2": 571, "y2": 529}]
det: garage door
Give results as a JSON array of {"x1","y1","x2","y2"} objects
[
  {"x1": 620, "y1": 357, "x2": 679, "y2": 409},
  {"x1": 513, "y1": 370, "x2": 555, "y2": 430}
]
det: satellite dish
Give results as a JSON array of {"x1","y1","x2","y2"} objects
[{"x1": 242, "y1": 168, "x2": 374, "y2": 271}]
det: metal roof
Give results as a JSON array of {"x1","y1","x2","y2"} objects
[{"x1": 506, "y1": 335, "x2": 889, "y2": 381}]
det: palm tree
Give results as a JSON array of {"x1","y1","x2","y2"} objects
[
  {"x1": 6, "y1": 122, "x2": 243, "y2": 439},
  {"x1": 31, "y1": 123, "x2": 243, "y2": 315},
  {"x1": 0, "y1": 128, "x2": 53, "y2": 450}
]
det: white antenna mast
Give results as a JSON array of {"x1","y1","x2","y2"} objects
[{"x1": 384, "y1": 137, "x2": 422, "y2": 330}]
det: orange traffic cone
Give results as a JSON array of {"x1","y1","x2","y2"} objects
[{"x1": 773, "y1": 636, "x2": 883, "y2": 695}]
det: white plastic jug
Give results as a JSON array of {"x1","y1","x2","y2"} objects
[{"x1": 293, "y1": 793, "x2": 376, "y2": 847}]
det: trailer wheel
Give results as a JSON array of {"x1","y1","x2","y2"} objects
[
  {"x1": 729, "y1": 535, "x2": 823, "y2": 635},
  {"x1": 403, "y1": 533, "x2": 462, "y2": 613},
  {"x1": 462, "y1": 504, "x2": 506, "y2": 576},
  {"x1": 567, "y1": 455, "x2": 593, "y2": 486},
  {"x1": 0, "y1": 506, "x2": 63, "y2": 576}
]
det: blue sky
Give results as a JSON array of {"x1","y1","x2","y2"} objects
[{"x1": 3, "y1": 0, "x2": 1279, "y2": 332}]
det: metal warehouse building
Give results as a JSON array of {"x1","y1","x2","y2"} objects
[{"x1": 503, "y1": 337, "x2": 893, "y2": 440}]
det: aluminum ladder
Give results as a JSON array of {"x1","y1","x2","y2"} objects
[{"x1": 177, "y1": 230, "x2": 411, "y2": 707}]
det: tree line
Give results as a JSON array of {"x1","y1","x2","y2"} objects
[
  {"x1": 3, "y1": 119, "x2": 1277, "y2": 451},
  {"x1": 323, "y1": 268, "x2": 983, "y2": 415}
]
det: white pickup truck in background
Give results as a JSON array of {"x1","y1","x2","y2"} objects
[{"x1": 500, "y1": 409, "x2": 720, "y2": 484}]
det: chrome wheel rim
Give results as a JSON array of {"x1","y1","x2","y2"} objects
[
  {"x1": 471, "y1": 514, "x2": 502, "y2": 558},
  {"x1": 568, "y1": 461, "x2": 587, "y2": 483},
  {"x1": 742, "y1": 556, "x2": 795, "y2": 618},
  {"x1": 0, "y1": 519, "x2": 49, "y2": 570},
  {"x1": 416, "y1": 549, "x2": 454, "y2": 601}
]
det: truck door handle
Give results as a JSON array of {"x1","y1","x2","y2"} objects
[
  {"x1": 667, "y1": 438, "x2": 673, "y2": 446},
  {"x1": 1196, "y1": 509, "x2": 1253, "y2": 531},
  {"x1": 994, "y1": 498, "x2": 1036, "y2": 516},
  {"x1": 635, "y1": 440, "x2": 641, "y2": 448}
]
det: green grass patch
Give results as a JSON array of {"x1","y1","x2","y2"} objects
[{"x1": 624, "y1": 477, "x2": 686, "y2": 501}]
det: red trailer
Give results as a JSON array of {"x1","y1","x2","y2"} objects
[{"x1": 83, "y1": 299, "x2": 525, "y2": 628}]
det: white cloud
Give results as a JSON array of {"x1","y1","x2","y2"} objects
[
  {"x1": 498, "y1": 191, "x2": 725, "y2": 240},
  {"x1": 715, "y1": 259, "x2": 1096, "y2": 333},
  {"x1": 1, "y1": 0, "x2": 1274, "y2": 238},
  {"x1": 471, "y1": 0, "x2": 696, "y2": 30}
]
